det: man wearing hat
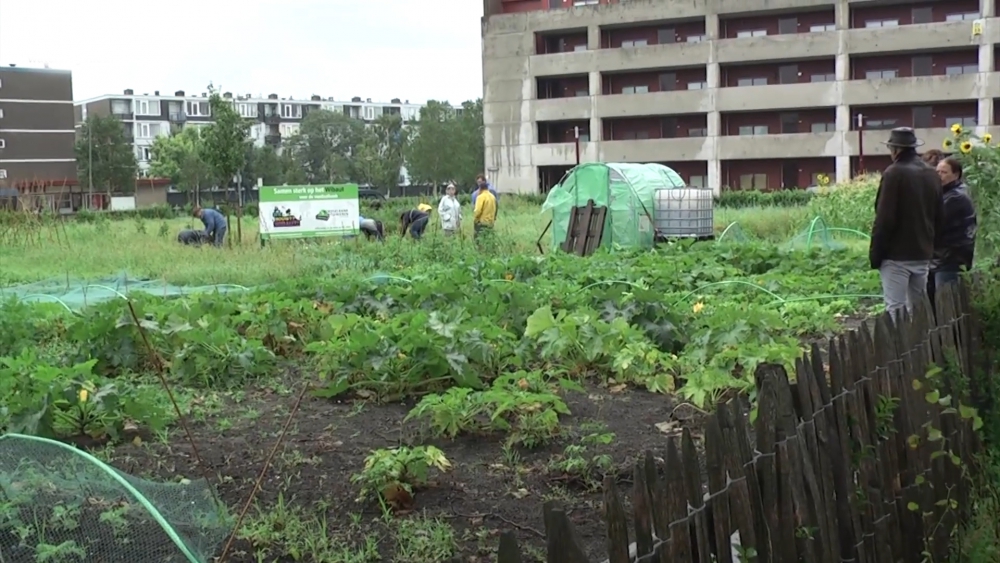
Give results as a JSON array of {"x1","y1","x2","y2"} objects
[
  {"x1": 869, "y1": 127, "x2": 943, "y2": 314},
  {"x1": 400, "y1": 203, "x2": 433, "y2": 239}
]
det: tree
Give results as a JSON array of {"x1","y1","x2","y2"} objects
[
  {"x1": 149, "y1": 127, "x2": 213, "y2": 201},
  {"x1": 199, "y1": 84, "x2": 251, "y2": 200},
  {"x1": 285, "y1": 110, "x2": 363, "y2": 183},
  {"x1": 451, "y1": 99, "x2": 485, "y2": 189},
  {"x1": 75, "y1": 115, "x2": 137, "y2": 194},
  {"x1": 355, "y1": 114, "x2": 408, "y2": 190},
  {"x1": 405, "y1": 101, "x2": 455, "y2": 194},
  {"x1": 245, "y1": 145, "x2": 284, "y2": 187}
]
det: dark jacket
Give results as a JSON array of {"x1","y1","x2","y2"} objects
[
  {"x1": 200, "y1": 208, "x2": 227, "y2": 235},
  {"x1": 869, "y1": 153, "x2": 943, "y2": 269},
  {"x1": 933, "y1": 180, "x2": 977, "y2": 272},
  {"x1": 399, "y1": 209, "x2": 429, "y2": 235}
]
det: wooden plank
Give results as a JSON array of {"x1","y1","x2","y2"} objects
[
  {"x1": 704, "y1": 415, "x2": 734, "y2": 563},
  {"x1": 602, "y1": 476, "x2": 630, "y2": 563}
]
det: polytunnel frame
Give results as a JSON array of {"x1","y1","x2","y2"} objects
[{"x1": 0, "y1": 433, "x2": 207, "y2": 563}]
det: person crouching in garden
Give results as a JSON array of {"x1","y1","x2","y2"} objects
[
  {"x1": 359, "y1": 216, "x2": 385, "y2": 241},
  {"x1": 192, "y1": 206, "x2": 227, "y2": 247},
  {"x1": 400, "y1": 204, "x2": 432, "y2": 239},
  {"x1": 928, "y1": 156, "x2": 977, "y2": 302}
]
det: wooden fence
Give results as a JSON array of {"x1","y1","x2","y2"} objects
[{"x1": 494, "y1": 281, "x2": 986, "y2": 563}]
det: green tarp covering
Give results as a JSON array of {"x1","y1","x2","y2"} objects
[{"x1": 541, "y1": 162, "x2": 685, "y2": 251}]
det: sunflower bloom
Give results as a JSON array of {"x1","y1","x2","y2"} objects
[
  {"x1": 951, "y1": 123, "x2": 963, "y2": 136},
  {"x1": 983, "y1": 133, "x2": 992, "y2": 144},
  {"x1": 960, "y1": 141, "x2": 973, "y2": 154},
  {"x1": 692, "y1": 302, "x2": 705, "y2": 313},
  {"x1": 942, "y1": 139, "x2": 954, "y2": 150}
]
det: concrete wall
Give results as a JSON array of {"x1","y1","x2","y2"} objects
[{"x1": 482, "y1": 0, "x2": 1000, "y2": 194}]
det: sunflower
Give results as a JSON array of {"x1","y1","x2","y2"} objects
[
  {"x1": 943, "y1": 138, "x2": 954, "y2": 150},
  {"x1": 983, "y1": 133, "x2": 993, "y2": 144},
  {"x1": 951, "y1": 123, "x2": 963, "y2": 136},
  {"x1": 960, "y1": 141, "x2": 973, "y2": 154}
]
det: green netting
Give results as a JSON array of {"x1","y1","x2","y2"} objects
[
  {"x1": 542, "y1": 162, "x2": 685, "y2": 251},
  {"x1": 783, "y1": 217, "x2": 872, "y2": 251},
  {"x1": 0, "y1": 434, "x2": 230, "y2": 562},
  {"x1": 716, "y1": 222, "x2": 749, "y2": 243},
  {"x1": 0, "y1": 273, "x2": 249, "y2": 311}
]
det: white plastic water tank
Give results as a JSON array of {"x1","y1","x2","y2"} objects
[{"x1": 654, "y1": 188, "x2": 714, "y2": 238}]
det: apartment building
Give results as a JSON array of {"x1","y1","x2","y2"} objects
[
  {"x1": 75, "y1": 91, "x2": 423, "y2": 175},
  {"x1": 0, "y1": 64, "x2": 77, "y2": 188},
  {"x1": 482, "y1": 0, "x2": 997, "y2": 194}
]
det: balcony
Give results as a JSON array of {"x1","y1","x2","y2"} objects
[
  {"x1": 264, "y1": 114, "x2": 281, "y2": 125},
  {"x1": 599, "y1": 137, "x2": 712, "y2": 162},
  {"x1": 715, "y1": 81, "x2": 838, "y2": 112},
  {"x1": 842, "y1": 74, "x2": 982, "y2": 106},
  {"x1": 112, "y1": 112, "x2": 133, "y2": 121},
  {"x1": 715, "y1": 30, "x2": 838, "y2": 65},
  {"x1": 169, "y1": 112, "x2": 186, "y2": 122},
  {"x1": 845, "y1": 128, "x2": 953, "y2": 156},
  {"x1": 845, "y1": 20, "x2": 973, "y2": 56},
  {"x1": 264, "y1": 134, "x2": 281, "y2": 145},
  {"x1": 717, "y1": 132, "x2": 841, "y2": 159},
  {"x1": 529, "y1": 41, "x2": 710, "y2": 77},
  {"x1": 531, "y1": 142, "x2": 594, "y2": 166},
  {"x1": 595, "y1": 90, "x2": 712, "y2": 117},
  {"x1": 532, "y1": 97, "x2": 592, "y2": 121}
]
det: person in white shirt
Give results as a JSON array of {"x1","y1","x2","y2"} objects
[{"x1": 438, "y1": 183, "x2": 462, "y2": 236}]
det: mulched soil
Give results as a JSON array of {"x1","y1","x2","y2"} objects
[{"x1": 103, "y1": 377, "x2": 707, "y2": 562}]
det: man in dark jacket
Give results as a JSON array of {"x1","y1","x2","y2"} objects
[
  {"x1": 931, "y1": 157, "x2": 977, "y2": 287},
  {"x1": 869, "y1": 128, "x2": 944, "y2": 314},
  {"x1": 193, "y1": 206, "x2": 228, "y2": 247},
  {"x1": 400, "y1": 204, "x2": 432, "y2": 239}
]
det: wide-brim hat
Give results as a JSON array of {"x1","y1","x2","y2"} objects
[{"x1": 882, "y1": 127, "x2": 924, "y2": 148}]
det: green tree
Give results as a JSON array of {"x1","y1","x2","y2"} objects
[
  {"x1": 405, "y1": 101, "x2": 455, "y2": 194},
  {"x1": 75, "y1": 115, "x2": 137, "y2": 194},
  {"x1": 286, "y1": 110, "x2": 363, "y2": 183},
  {"x1": 199, "y1": 84, "x2": 251, "y2": 199},
  {"x1": 245, "y1": 145, "x2": 284, "y2": 187},
  {"x1": 149, "y1": 127, "x2": 212, "y2": 202},
  {"x1": 355, "y1": 114, "x2": 408, "y2": 190},
  {"x1": 280, "y1": 150, "x2": 309, "y2": 185},
  {"x1": 451, "y1": 99, "x2": 485, "y2": 189}
]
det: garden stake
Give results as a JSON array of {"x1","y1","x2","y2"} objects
[
  {"x1": 125, "y1": 299, "x2": 219, "y2": 504},
  {"x1": 217, "y1": 383, "x2": 310, "y2": 563}
]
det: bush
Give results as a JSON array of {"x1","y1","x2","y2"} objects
[
  {"x1": 806, "y1": 176, "x2": 878, "y2": 232},
  {"x1": 716, "y1": 190, "x2": 814, "y2": 208}
]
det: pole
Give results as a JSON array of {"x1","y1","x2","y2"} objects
[
  {"x1": 235, "y1": 172, "x2": 243, "y2": 245},
  {"x1": 856, "y1": 113, "x2": 865, "y2": 176},
  {"x1": 88, "y1": 126, "x2": 94, "y2": 209},
  {"x1": 574, "y1": 126, "x2": 580, "y2": 165}
]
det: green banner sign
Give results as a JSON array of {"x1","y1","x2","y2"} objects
[{"x1": 258, "y1": 184, "x2": 360, "y2": 240}]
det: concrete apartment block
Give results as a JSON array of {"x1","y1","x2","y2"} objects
[{"x1": 482, "y1": 0, "x2": 1000, "y2": 194}]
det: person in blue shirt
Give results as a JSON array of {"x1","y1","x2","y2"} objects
[
  {"x1": 192, "y1": 206, "x2": 227, "y2": 247},
  {"x1": 470, "y1": 174, "x2": 499, "y2": 215}
]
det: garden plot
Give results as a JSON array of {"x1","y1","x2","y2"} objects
[{"x1": 0, "y1": 241, "x2": 882, "y2": 562}]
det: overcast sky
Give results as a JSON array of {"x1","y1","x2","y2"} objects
[{"x1": 0, "y1": 0, "x2": 484, "y2": 104}]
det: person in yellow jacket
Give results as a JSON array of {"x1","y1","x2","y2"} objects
[{"x1": 473, "y1": 183, "x2": 497, "y2": 239}]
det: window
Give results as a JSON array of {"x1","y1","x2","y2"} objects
[
  {"x1": 738, "y1": 125, "x2": 769, "y2": 135},
  {"x1": 688, "y1": 128, "x2": 708, "y2": 136},
  {"x1": 778, "y1": 18, "x2": 798, "y2": 34},
  {"x1": 575, "y1": 89, "x2": 588, "y2": 97},
  {"x1": 364, "y1": 106, "x2": 377, "y2": 120},
  {"x1": 573, "y1": 0, "x2": 598, "y2": 4},
  {"x1": 912, "y1": 7, "x2": 933, "y2": 24},
  {"x1": 866, "y1": 69, "x2": 897, "y2": 79},
  {"x1": 135, "y1": 123, "x2": 152, "y2": 138},
  {"x1": 687, "y1": 81, "x2": 707, "y2": 90},
  {"x1": 661, "y1": 117, "x2": 677, "y2": 137},
  {"x1": 111, "y1": 100, "x2": 131, "y2": 115},
  {"x1": 0, "y1": 139, "x2": 5, "y2": 149},
  {"x1": 657, "y1": 28, "x2": 675, "y2": 44},
  {"x1": 739, "y1": 174, "x2": 768, "y2": 190},
  {"x1": 945, "y1": 64, "x2": 978, "y2": 75},
  {"x1": 865, "y1": 19, "x2": 899, "y2": 28},
  {"x1": 686, "y1": 35, "x2": 706, "y2": 43},
  {"x1": 238, "y1": 103, "x2": 257, "y2": 118},
  {"x1": 866, "y1": 119, "x2": 898, "y2": 130},
  {"x1": 913, "y1": 106, "x2": 933, "y2": 128},
  {"x1": 736, "y1": 77, "x2": 768, "y2": 86},
  {"x1": 659, "y1": 73, "x2": 676, "y2": 91},
  {"x1": 578, "y1": 133, "x2": 590, "y2": 142},
  {"x1": 810, "y1": 23, "x2": 835, "y2": 32},
  {"x1": 912, "y1": 56, "x2": 933, "y2": 76},
  {"x1": 736, "y1": 29, "x2": 767, "y2": 38},
  {"x1": 140, "y1": 147, "x2": 152, "y2": 161},
  {"x1": 621, "y1": 39, "x2": 648, "y2": 47},
  {"x1": 135, "y1": 100, "x2": 149, "y2": 115},
  {"x1": 0, "y1": 109, "x2": 4, "y2": 119},
  {"x1": 282, "y1": 104, "x2": 302, "y2": 118},
  {"x1": 811, "y1": 122, "x2": 835, "y2": 132},
  {"x1": 780, "y1": 113, "x2": 798, "y2": 134},
  {"x1": 186, "y1": 101, "x2": 209, "y2": 116},
  {"x1": 689, "y1": 175, "x2": 706, "y2": 188},
  {"x1": 946, "y1": 12, "x2": 980, "y2": 21},
  {"x1": 810, "y1": 73, "x2": 836, "y2": 82},
  {"x1": 779, "y1": 65, "x2": 799, "y2": 84},
  {"x1": 574, "y1": 44, "x2": 587, "y2": 51},
  {"x1": 621, "y1": 85, "x2": 649, "y2": 94},
  {"x1": 945, "y1": 116, "x2": 978, "y2": 128}
]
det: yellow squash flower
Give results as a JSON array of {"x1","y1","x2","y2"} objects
[
  {"x1": 951, "y1": 123, "x2": 963, "y2": 136},
  {"x1": 78, "y1": 389, "x2": 88, "y2": 402},
  {"x1": 982, "y1": 133, "x2": 992, "y2": 144},
  {"x1": 692, "y1": 302, "x2": 705, "y2": 313},
  {"x1": 960, "y1": 141, "x2": 973, "y2": 154},
  {"x1": 942, "y1": 139, "x2": 954, "y2": 150}
]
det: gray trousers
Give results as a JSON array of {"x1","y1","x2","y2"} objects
[
  {"x1": 879, "y1": 259, "x2": 930, "y2": 314},
  {"x1": 212, "y1": 226, "x2": 227, "y2": 247}
]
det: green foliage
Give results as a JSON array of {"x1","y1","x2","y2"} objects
[
  {"x1": 149, "y1": 127, "x2": 213, "y2": 196},
  {"x1": 245, "y1": 145, "x2": 284, "y2": 187},
  {"x1": 405, "y1": 100, "x2": 486, "y2": 191},
  {"x1": 74, "y1": 115, "x2": 138, "y2": 194},
  {"x1": 806, "y1": 176, "x2": 878, "y2": 232},
  {"x1": 199, "y1": 84, "x2": 251, "y2": 189},
  {"x1": 351, "y1": 446, "x2": 451, "y2": 503},
  {"x1": 717, "y1": 189, "x2": 814, "y2": 208},
  {"x1": 355, "y1": 114, "x2": 409, "y2": 190},
  {"x1": 946, "y1": 127, "x2": 1000, "y2": 255},
  {"x1": 285, "y1": 109, "x2": 364, "y2": 184}
]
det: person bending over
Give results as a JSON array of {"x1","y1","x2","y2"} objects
[
  {"x1": 192, "y1": 206, "x2": 228, "y2": 247},
  {"x1": 400, "y1": 204, "x2": 432, "y2": 239},
  {"x1": 359, "y1": 215, "x2": 385, "y2": 241}
]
